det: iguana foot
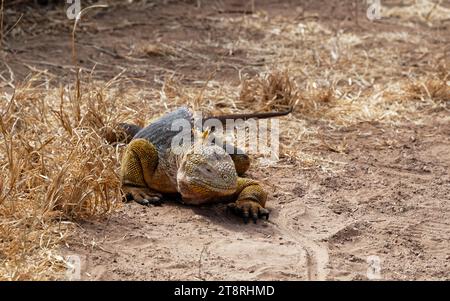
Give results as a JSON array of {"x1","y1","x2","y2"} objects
[
  {"x1": 227, "y1": 199, "x2": 269, "y2": 224},
  {"x1": 122, "y1": 186, "x2": 163, "y2": 207}
]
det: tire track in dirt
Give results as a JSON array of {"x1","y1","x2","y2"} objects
[
  {"x1": 271, "y1": 204, "x2": 330, "y2": 280},
  {"x1": 385, "y1": 219, "x2": 450, "y2": 254},
  {"x1": 188, "y1": 205, "x2": 310, "y2": 280}
]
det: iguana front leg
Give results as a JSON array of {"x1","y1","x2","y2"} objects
[
  {"x1": 229, "y1": 153, "x2": 250, "y2": 176},
  {"x1": 222, "y1": 142, "x2": 250, "y2": 176},
  {"x1": 227, "y1": 177, "x2": 269, "y2": 224},
  {"x1": 121, "y1": 138, "x2": 163, "y2": 206}
]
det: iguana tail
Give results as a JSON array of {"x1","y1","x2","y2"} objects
[
  {"x1": 103, "y1": 123, "x2": 142, "y2": 144},
  {"x1": 204, "y1": 106, "x2": 293, "y2": 123},
  {"x1": 107, "y1": 106, "x2": 293, "y2": 144}
]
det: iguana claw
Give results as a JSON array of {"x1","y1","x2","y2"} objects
[
  {"x1": 135, "y1": 197, "x2": 163, "y2": 207},
  {"x1": 122, "y1": 187, "x2": 163, "y2": 207},
  {"x1": 227, "y1": 200, "x2": 269, "y2": 224}
]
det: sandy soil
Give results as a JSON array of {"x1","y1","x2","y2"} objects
[{"x1": 3, "y1": 0, "x2": 449, "y2": 280}]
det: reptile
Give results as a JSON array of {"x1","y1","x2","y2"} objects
[{"x1": 116, "y1": 106, "x2": 292, "y2": 224}]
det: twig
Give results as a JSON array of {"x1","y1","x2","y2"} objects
[
  {"x1": 3, "y1": 13, "x2": 23, "y2": 39},
  {"x1": 193, "y1": 69, "x2": 217, "y2": 110},
  {"x1": 71, "y1": 4, "x2": 109, "y2": 122},
  {"x1": 1, "y1": 62, "x2": 15, "y2": 89},
  {"x1": 197, "y1": 245, "x2": 207, "y2": 280},
  {"x1": 217, "y1": 9, "x2": 253, "y2": 15},
  {"x1": 20, "y1": 59, "x2": 90, "y2": 72},
  {"x1": 0, "y1": 0, "x2": 4, "y2": 46},
  {"x1": 425, "y1": 0, "x2": 441, "y2": 21},
  {"x1": 95, "y1": 21, "x2": 157, "y2": 32}
]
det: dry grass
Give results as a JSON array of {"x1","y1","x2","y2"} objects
[
  {"x1": 0, "y1": 0, "x2": 449, "y2": 279},
  {"x1": 0, "y1": 73, "x2": 126, "y2": 279},
  {"x1": 239, "y1": 69, "x2": 299, "y2": 111},
  {"x1": 406, "y1": 78, "x2": 450, "y2": 103},
  {"x1": 137, "y1": 44, "x2": 178, "y2": 58},
  {"x1": 384, "y1": 0, "x2": 450, "y2": 24}
]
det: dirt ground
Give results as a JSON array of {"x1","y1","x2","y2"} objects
[
  {"x1": 2, "y1": 0, "x2": 449, "y2": 280},
  {"x1": 63, "y1": 113, "x2": 450, "y2": 281}
]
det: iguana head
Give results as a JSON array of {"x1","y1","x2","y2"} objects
[{"x1": 176, "y1": 142, "x2": 238, "y2": 204}]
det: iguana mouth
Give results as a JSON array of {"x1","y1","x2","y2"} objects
[
  {"x1": 193, "y1": 179, "x2": 237, "y2": 194},
  {"x1": 177, "y1": 177, "x2": 236, "y2": 200}
]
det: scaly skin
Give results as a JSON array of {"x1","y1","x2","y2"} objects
[{"x1": 121, "y1": 138, "x2": 269, "y2": 223}]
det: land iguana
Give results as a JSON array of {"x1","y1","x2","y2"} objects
[{"x1": 116, "y1": 106, "x2": 292, "y2": 224}]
